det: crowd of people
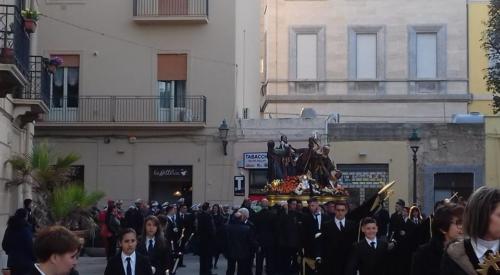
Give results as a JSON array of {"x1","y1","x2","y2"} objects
[{"x1": 1, "y1": 186, "x2": 500, "y2": 275}]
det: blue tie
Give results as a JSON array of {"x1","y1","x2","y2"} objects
[
  {"x1": 126, "y1": 257, "x2": 132, "y2": 275},
  {"x1": 148, "y1": 239, "x2": 154, "y2": 254}
]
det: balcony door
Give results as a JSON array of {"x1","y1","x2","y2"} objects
[
  {"x1": 49, "y1": 67, "x2": 79, "y2": 122},
  {"x1": 158, "y1": 80, "x2": 186, "y2": 121}
]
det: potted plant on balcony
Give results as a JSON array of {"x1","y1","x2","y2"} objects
[
  {"x1": 21, "y1": 9, "x2": 40, "y2": 34},
  {"x1": 45, "y1": 56, "x2": 63, "y2": 74}
]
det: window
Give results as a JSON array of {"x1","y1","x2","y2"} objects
[
  {"x1": 297, "y1": 34, "x2": 317, "y2": 79},
  {"x1": 249, "y1": 169, "x2": 267, "y2": 195},
  {"x1": 157, "y1": 54, "x2": 187, "y2": 106},
  {"x1": 356, "y1": 34, "x2": 377, "y2": 79},
  {"x1": 408, "y1": 25, "x2": 446, "y2": 80},
  {"x1": 50, "y1": 55, "x2": 79, "y2": 108},
  {"x1": 416, "y1": 33, "x2": 437, "y2": 78},
  {"x1": 158, "y1": 80, "x2": 186, "y2": 108},
  {"x1": 337, "y1": 163, "x2": 389, "y2": 208},
  {"x1": 289, "y1": 26, "x2": 326, "y2": 93}
]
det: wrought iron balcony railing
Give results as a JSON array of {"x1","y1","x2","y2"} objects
[
  {"x1": 133, "y1": 0, "x2": 208, "y2": 18},
  {"x1": 41, "y1": 95, "x2": 207, "y2": 125},
  {"x1": 0, "y1": 4, "x2": 30, "y2": 80}
]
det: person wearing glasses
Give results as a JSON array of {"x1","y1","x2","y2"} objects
[
  {"x1": 410, "y1": 203, "x2": 464, "y2": 275},
  {"x1": 440, "y1": 186, "x2": 500, "y2": 275}
]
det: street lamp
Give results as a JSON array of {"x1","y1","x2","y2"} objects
[
  {"x1": 218, "y1": 119, "x2": 229, "y2": 155},
  {"x1": 408, "y1": 128, "x2": 421, "y2": 204}
]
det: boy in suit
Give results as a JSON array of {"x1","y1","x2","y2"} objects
[
  {"x1": 30, "y1": 226, "x2": 81, "y2": 275},
  {"x1": 105, "y1": 228, "x2": 153, "y2": 275},
  {"x1": 345, "y1": 217, "x2": 390, "y2": 275}
]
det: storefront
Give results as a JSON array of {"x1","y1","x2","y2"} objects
[
  {"x1": 243, "y1": 152, "x2": 268, "y2": 197},
  {"x1": 149, "y1": 165, "x2": 193, "y2": 205}
]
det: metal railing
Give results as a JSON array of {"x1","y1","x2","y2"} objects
[
  {"x1": 41, "y1": 95, "x2": 207, "y2": 124},
  {"x1": 0, "y1": 4, "x2": 30, "y2": 80},
  {"x1": 133, "y1": 0, "x2": 208, "y2": 17},
  {"x1": 14, "y1": 55, "x2": 50, "y2": 105}
]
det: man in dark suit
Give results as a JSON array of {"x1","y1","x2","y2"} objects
[
  {"x1": 105, "y1": 228, "x2": 153, "y2": 275},
  {"x1": 301, "y1": 197, "x2": 326, "y2": 275},
  {"x1": 124, "y1": 199, "x2": 145, "y2": 235},
  {"x1": 164, "y1": 205, "x2": 180, "y2": 254},
  {"x1": 253, "y1": 199, "x2": 277, "y2": 275},
  {"x1": 345, "y1": 217, "x2": 390, "y2": 275},
  {"x1": 196, "y1": 202, "x2": 215, "y2": 275},
  {"x1": 225, "y1": 211, "x2": 258, "y2": 275},
  {"x1": 320, "y1": 201, "x2": 357, "y2": 275},
  {"x1": 277, "y1": 199, "x2": 302, "y2": 275},
  {"x1": 176, "y1": 203, "x2": 194, "y2": 268}
]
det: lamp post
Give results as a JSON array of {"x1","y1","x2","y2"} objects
[
  {"x1": 408, "y1": 129, "x2": 421, "y2": 204},
  {"x1": 218, "y1": 119, "x2": 229, "y2": 155}
]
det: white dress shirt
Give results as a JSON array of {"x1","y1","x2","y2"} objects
[
  {"x1": 471, "y1": 238, "x2": 499, "y2": 263},
  {"x1": 121, "y1": 251, "x2": 136, "y2": 275},
  {"x1": 366, "y1": 237, "x2": 377, "y2": 249},
  {"x1": 335, "y1": 218, "x2": 346, "y2": 231},
  {"x1": 34, "y1": 264, "x2": 47, "y2": 275}
]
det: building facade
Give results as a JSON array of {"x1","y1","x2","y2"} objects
[
  {"x1": 468, "y1": 0, "x2": 494, "y2": 115},
  {"x1": 260, "y1": 0, "x2": 470, "y2": 122},
  {"x1": 34, "y1": 0, "x2": 261, "y2": 207},
  {"x1": 0, "y1": 0, "x2": 49, "y2": 265}
]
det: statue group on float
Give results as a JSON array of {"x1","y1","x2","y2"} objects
[{"x1": 266, "y1": 135, "x2": 345, "y2": 196}]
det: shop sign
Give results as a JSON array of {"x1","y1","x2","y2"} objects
[{"x1": 243, "y1": 152, "x2": 268, "y2": 169}]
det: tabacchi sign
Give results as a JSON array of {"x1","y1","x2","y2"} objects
[{"x1": 243, "y1": 152, "x2": 268, "y2": 169}]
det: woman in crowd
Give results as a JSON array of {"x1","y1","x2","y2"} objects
[
  {"x1": 2, "y1": 208, "x2": 35, "y2": 275},
  {"x1": 411, "y1": 203, "x2": 464, "y2": 275},
  {"x1": 211, "y1": 204, "x2": 225, "y2": 269},
  {"x1": 105, "y1": 204, "x2": 121, "y2": 260},
  {"x1": 137, "y1": 215, "x2": 172, "y2": 275},
  {"x1": 441, "y1": 186, "x2": 500, "y2": 275}
]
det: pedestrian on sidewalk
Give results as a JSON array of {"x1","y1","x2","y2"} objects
[{"x1": 2, "y1": 208, "x2": 35, "y2": 275}]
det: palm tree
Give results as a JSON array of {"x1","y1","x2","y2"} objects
[{"x1": 5, "y1": 141, "x2": 103, "y2": 230}]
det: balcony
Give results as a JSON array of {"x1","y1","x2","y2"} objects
[
  {"x1": 37, "y1": 95, "x2": 207, "y2": 128},
  {"x1": 0, "y1": 4, "x2": 30, "y2": 96},
  {"x1": 133, "y1": 0, "x2": 208, "y2": 24}
]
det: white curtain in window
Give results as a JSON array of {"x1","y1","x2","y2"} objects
[
  {"x1": 297, "y1": 34, "x2": 317, "y2": 79},
  {"x1": 356, "y1": 34, "x2": 377, "y2": 79},
  {"x1": 416, "y1": 33, "x2": 437, "y2": 78}
]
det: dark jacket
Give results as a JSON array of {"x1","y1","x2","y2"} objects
[
  {"x1": 196, "y1": 211, "x2": 215, "y2": 256},
  {"x1": 104, "y1": 252, "x2": 153, "y2": 275},
  {"x1": 277, "y1": 210, "x2": 301, "y2": 249},
  {"x1": 2, "y1": 221, "x2": 35, "y2": 269},
  {"x1": 124, "y1": 207, "x2": 144, "y2": 235},
  {"x1": 345, "y1": 239, "x2": 390, "y2": 275},
  {"x1": 321, "y1": 219, "x2": 357, "y2": 275},
  {"x1": 224, "y1": 220, "x2": 258, "y2": 260},
  {"x1": 253, "y1": 208, "x2": 277, "y2": 248},
  {"x1": 301, "y1": 212, "x2": 325, "y2": 259},
  {"x1": 440, "y1": 238, "x2": 499, "y2": 275},
  {"x1": 137, "y1": 237, "x2": 172, "y2": 275},
  {"x1": 411, "y1": 236, "x2": 444, "y2": 275},
  {"x1": 212, "y1": 213, "x2": 226, "y2": 253}
]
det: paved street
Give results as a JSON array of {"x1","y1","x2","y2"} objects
[{"x1": 78, "y1": 254, "x2": 228, "y2": 275}]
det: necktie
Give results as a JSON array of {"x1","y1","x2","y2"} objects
[
  {"x1": 315, "y1": 214, "x2": 320, "y2": 230},
  {"x1": 484, "y1": 249, "x2": 494, "y2": 261},
  {"x1": 126, "y1": 257, "x2": 132, "y2": 275},
  {"x1": 148, "y1": 239, "x2": 154, "y2": 254},
  {"x1": 370, "y1": 241, "x2": 376, "y2": 250},
  {"x1": 339, "y1": 221, "x2": 344, "y2": 232}
]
